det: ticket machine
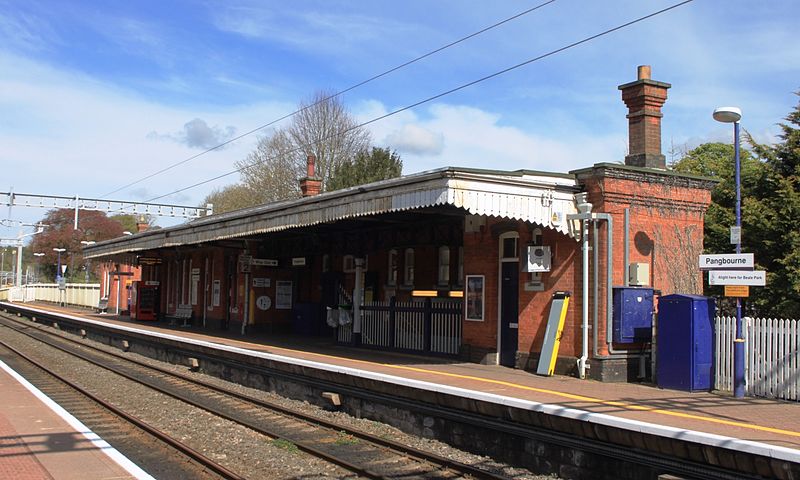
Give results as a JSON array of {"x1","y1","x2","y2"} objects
[{"x1": 131, "y1": 281, "x2": 160, "y2": 321}]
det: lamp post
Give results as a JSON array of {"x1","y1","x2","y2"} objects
[
  {"x1": 33, "y1": 252, "x2": 45, "y2": 284},
  {"x1": 81, "y1": 241, "x2": 95, "y2": 283},
  {"x1": 713, "y1": 106, "x2": 745, "y2": 398},
  {"x1": 53, "y1": 248, "x2": 66, "y2": 281}
]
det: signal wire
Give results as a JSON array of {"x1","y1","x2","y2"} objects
[
  {"x1": 99, "y1": 1, "x2": 559, "y2": 199},
  {"x1": 142, "y1": 0, "x2": 694, "y2": 204}
]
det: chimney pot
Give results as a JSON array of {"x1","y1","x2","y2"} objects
[
  {"x1": 619, "y1": 65, "x2": 671, "y2": 169},
  {"x1": 307, "y1": 154, "x2": 318, "y2": 177},
  {"x1": 300, "y1": 154, "x2": 322, "y2": 197}
]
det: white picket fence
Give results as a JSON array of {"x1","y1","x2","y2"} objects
[
  {"x1": 715, "y1": 316, "x2": 800, "y2": 401},
  {"x1": 0, "y1": 283, "x2": 101, "y2": 309}
]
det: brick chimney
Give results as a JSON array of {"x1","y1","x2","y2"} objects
[
  {"x1": 299, "y1": 154, "x2": 322, "y2": 197},
  {"x1": 619, "y1": 65, "x2": 671, "y2": 169},
  {"x1": 136, "y1": 215, "x2": 149, "y2": 232}
]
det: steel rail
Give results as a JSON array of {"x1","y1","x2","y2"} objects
[
  {"x1": 0, "y1": 338, "x2": 246, "y2": 480},
  {"x1": 4, "y1": 313, "x2": 504, "y2": 479},
  {"x1": 0, "y1": 314, "x2": 481, "y2": 480},
  {"x1": 0, "y1": 303, "x2": 760, "y2": 480}
]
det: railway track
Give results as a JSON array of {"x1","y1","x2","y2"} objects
[
  {"x1": 1, "y1": 303, "x2": 764, "y2": 480},
  {"x1": 0, "y1": 312, "x2": 515, "y2": 480},
  {"x1": 0, "y1": 337, "x2": 243, "y2": 480}
]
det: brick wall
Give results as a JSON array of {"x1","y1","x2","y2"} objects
[{"x1": 575, "y1": 164, "x2": 714, "y2": 357}]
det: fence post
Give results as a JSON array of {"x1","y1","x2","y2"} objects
[
  {"x1": 424, "y1": 297, "x2": 432, "y2": 353},
  {"x1": 389, "y1": 296, "x2": 396, "y2": 349}
]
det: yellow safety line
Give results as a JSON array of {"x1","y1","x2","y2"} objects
[
  {"x1": 19, "y1": 305, "x2": 800, "y2": 440},
  {"x1": 261, "y1": 346, "x2": 800, "y2": 439}
]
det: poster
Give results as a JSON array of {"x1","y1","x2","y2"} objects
[
  {"x1": 212, "y1": 280, "x2": 221, "y2": 307},
  {"x1": 190, "y1": 272, "x2": 200, "y2": 306},
  {"x1": 466, "y1": 275, "x2": 484, "y2": 321},
  {"x1": 276, "y1": 280, "x2": 293, "y2": 310}
]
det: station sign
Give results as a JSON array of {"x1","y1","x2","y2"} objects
[
  {"x1": 698, "y1": 253, "x2": 754, "y2": 270},
  {"x1": 292, "y1": 257, "x2": 306, "y2": 266},
  {"x1": 251, "y1": 258, "x2": 278, "y2": 267},
  {"x1": 724, "y1": 285, "x2": 749, "y2": 297},
  {"x1": 708, "y1": 270, "x2": 766, "y2": 286},
  {"x1": 137, "y1": 257, "x2": 162, "y2": 265}
]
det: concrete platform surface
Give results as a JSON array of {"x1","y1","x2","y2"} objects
[
  {"x1": 12, "y1": 302, "x2": 800, "y2": 462},
  {"x1": 0, "y1": 358, "x2": 153, "y2": 480}
]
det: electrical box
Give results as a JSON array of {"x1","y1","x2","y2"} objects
[
  {"x1": 524, "y1": 245, "x2": 551, "y2": 272},
  {"x1": 628, "y1": 262, "x2": 650, "y2": 286},
  {"x1": 657, "y1": 294, "x2": 715, "y2": 391},
  {"x1": 612, "y1": 286, "x2": 654, "y2": 343}
]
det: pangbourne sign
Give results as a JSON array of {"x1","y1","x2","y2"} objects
[
  {"x1": 708, "y1": 270, "x2": 767, "y2": 286},
  {"x1": 698, "y1": 253, "x2": 754, "y2": 270}
]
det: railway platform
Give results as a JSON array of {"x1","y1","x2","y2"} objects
[
  {"x1": 3, "y1": 301, "x2": 799, "y2": 479},
  {"x1": 0, "y1": 354, "x2": 152, "y2": 479}
]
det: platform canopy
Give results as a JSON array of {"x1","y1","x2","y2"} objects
[{"x1": 83, "y1": 167, "x2": 581, "y2": 260}]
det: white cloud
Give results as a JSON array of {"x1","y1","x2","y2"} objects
[
  {"x1": 148, "y1": 118, "x2": 238, "y2": 149},
  {"x1": 0, "y1": 9, "x2": 56, "y2": 52},
  {"x1": 359, "y1": 101, "x2": 623, "y2": 175},
  {"x1": 385, "y1": 124, "x2": 443, "y2": 156},
  {"x1": 0, "y1": 52, "x2": 292, "y2": 233}
]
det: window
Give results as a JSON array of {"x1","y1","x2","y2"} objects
[
  {"x1": 343, "y1": 255, "x2": 355, "y2": 273},
  {"x1": 438, "y1": 246, "x2": 450, "y2": 285},
  {"x1": 387, "y1": 249, "x2": 398, "y2": 286},
  {"x1": 403, "y1": 248, "x2": 415, "y2": 286},
  {"x1": 502, "y1": 236, "x2": 518, "y2": 260}
]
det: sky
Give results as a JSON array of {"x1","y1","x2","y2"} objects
[{"x1": 1, "y1": 0, "x2": 799, "y2": 244}]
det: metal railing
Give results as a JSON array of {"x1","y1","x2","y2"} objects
[
  {"x1": 338, "y1": 298, "x2": 462, "y2": 356},
  {"x1": 0, "y1": 283, "x2": 101, "y2": 309}
]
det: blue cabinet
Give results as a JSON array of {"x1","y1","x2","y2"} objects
[
  {"x1": 657, "y1": 294, "x2": 716, "y2": 392},
  {"x1": 612, "y1": 287, "x2": 654, "y2": 343}
]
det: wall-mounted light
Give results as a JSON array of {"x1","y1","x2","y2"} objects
[{"x1": 411, "y1": 290, "x2": 437, "y2": 297}]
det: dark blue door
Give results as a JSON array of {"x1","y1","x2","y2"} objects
[{"x1": 500, "y1": 262, "x2": 519, "y2": 367}]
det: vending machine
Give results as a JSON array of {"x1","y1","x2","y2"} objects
[{"x1": 131, "y1": 281, "x2": 160, "y2": 321}]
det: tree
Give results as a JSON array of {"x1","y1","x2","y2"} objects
[
  {"x1": 234, "y1": 90, "x2": 372, "y2": 203},
  {"x1": 327, "y1": 147, "x2": 403, "y2": 191},
  {"x1": 28, "y1": 209, "x2": 125, "y2": 282},
  {"x1": 746, "y1": 93, "x2": 800, "y2": 317},
  {"x1": 201, "y1": 184, "x2": 260, "y2": 215},
  {"x1": 671, "y1": 143, "x2": 764, "y2": 258},
  {"x1": 672, "y1": 93, "x2": 800, "y2": 318}
]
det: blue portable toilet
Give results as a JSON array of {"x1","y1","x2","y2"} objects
[{"x1": 656, "y1": 294, "x2": 716, "y2": 392}]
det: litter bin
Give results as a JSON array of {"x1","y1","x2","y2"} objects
[{"x1": 657, "y1": 294, "x2": 715, "y2": 391}]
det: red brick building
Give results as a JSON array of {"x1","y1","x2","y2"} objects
[{"x1": 84, "y1": 66, "x2": 714, "y2": 381}]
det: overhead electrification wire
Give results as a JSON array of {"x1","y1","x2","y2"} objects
[
  {"x1": 143, "y1": 0, "x2": 694, "y2": 205},
  {"x1": 99, "y1": 0, "x2": 559, "y2": 199}
]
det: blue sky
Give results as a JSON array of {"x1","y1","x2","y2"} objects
[{"x1": 1, "y1": 0, "x2": 799, "y2": 240}]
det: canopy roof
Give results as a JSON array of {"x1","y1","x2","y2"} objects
[{"x1": 84, "y1": 167, "x2": 580, "y2": 260}]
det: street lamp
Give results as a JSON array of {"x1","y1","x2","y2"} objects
[
  {"x1": 713, "y1": 106, "x2": 745, "y2": 398},
  {"x1": 80, "y1": 241, "x2": 95, "y2": 283},
  {"x1": 33, "y1": 252, "x2": 45, "y2": 284},
  {"x1": 53, "y1": 248, "x2": 66, "y2": 281}
]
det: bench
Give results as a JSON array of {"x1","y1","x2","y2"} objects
[
  {"x1": 167, "y1": 304, "x2": 193, "y2": 326},
  {"x1": 95, "y1": 298, "x2": 109, "y2": 314}
]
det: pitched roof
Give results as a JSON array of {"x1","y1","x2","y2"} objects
[{"x1": 83, "y1": 167, "x2": 580, "y2": 260}]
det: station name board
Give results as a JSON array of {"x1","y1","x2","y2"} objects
[{"x1": 698, "y1": 253, "x2": 754, "y2": 270}]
